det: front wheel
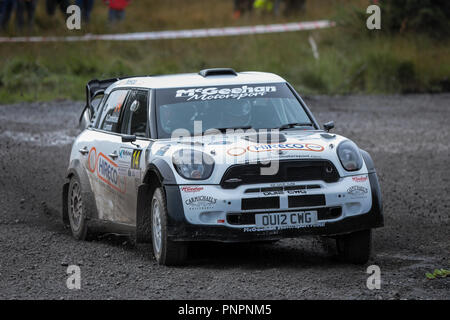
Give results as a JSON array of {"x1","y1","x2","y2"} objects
[
  {"x1": 151, "y1": 187, "x2": 188, "y2": 266},
  {"x1": 336, "y1": 229, "x2": 372, "y2": 264}
]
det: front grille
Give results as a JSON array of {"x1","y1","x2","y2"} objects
[
  {"x1": 227, "y1": 207, "x2": 342, "y2": 225},
  {"x1": 221, "y1": 160, "x2": 339, "y2": 189},
  {"x1": 244, "y1": 185, "x2": 321, "y2": 194},
  {"x1": 242, "y1": 197, "x2": 280, "y2": 210},
  {"x1": 288, "y1": 194, "x2": 326, "y2": 208}
]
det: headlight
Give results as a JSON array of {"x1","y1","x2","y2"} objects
[
  {"x1": 172, "y1": 149, "x2": 215, "y2": 180},
  {"x1": 337, "y1": 140, "x2": 363, "y2": 171}
]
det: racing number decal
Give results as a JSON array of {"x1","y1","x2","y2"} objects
[{"x1": 131, "y1": 149, "x2": 142, "y2": 170}]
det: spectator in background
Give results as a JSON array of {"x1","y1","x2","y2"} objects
[
  {"x1": 103, "y1": 0, "x2": 130, "y2": 24},
  {"x1": 233, "y1": 0, "x2": 253, "y2": 19},
  {"x1": 76, "y1": 0, "x2": 95, "y2": 23},
  {"x1": 45, "y1": 0, "x2": 70, "y2": 17},
  {"x1": 16, "y1": 0, "x2": 38, "y2": 30},
  {"x1": 284, "y1": 0, "x2": 305, "y2": 16},
  {"x1": 0, "y1": 0, "x2": 17, "y2": 30},
  {"x1": 254, "y1": 0, "x2": 305, "y2": 16}
]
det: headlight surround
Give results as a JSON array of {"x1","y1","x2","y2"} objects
[
  {"x1": 337, "y1": 140, "x2": 363, "y2": 171},
  {"x1": 172, "y1": 149, "x2": 215, "y2": 180}
]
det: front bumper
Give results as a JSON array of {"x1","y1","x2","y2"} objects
[{"x1": 164, "y1": 172, "x2": 384, "y2": 242}]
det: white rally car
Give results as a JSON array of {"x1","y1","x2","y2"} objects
[{"x1": 63, "y1": 68, "x2": 383, "y2": 265}]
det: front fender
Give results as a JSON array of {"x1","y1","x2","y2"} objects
[
  {"x1": 146, "y1": 158, "x2": 178, "y2": 185},
  {"x1": 360, "y1": 149, "x2": 376, "y2": 173},
  {"x1": 360, "y1": 149, "x2": 384, "y2": 227},
  {"x1": 136, "y1": 158, "x2": 178, "y2": 243}
]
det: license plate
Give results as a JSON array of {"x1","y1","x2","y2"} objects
[{"x1": 255, "y1": 211, "x2": 318, "y2": 230}]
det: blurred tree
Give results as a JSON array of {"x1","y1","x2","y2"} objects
[{"x1": 381, "y1": 0, "x2": 450, "y2": 38}]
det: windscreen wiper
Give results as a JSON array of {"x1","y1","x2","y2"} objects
[
  {"x1": 278, "y1": 122, "x2": 314, "y2": 131},
  {"x1": 215, "y1": 125, "x2": 253, "y2": 133}
]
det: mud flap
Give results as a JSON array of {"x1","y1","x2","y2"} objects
[
  {"x1": 136, "y1": 184, "x2": 152, "y2": 243},
  {"x1": 368, "y1": 172, "x2": 384, "y2": 227},
  {"x1": 62, "y1": 182, "x2": 70, "y2": 226}
]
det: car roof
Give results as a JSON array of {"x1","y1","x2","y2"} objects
[{"x1": 105, "y1": 71, "x2": 286, "y2": 93}]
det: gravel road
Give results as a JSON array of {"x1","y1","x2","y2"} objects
[{"x1": 0, "y1": 94, "x2": 449, "y2": 299}]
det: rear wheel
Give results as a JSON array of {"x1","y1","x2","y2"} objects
[
  {"x1": 336, "y1": 229, "x2": 372, "y2": 264},
  {"x1": 151, "y1": 187, "x2": 188, "y2": 266},
  {"x1": 68, "y1": 176, "x2": 91, "y2": 240}
]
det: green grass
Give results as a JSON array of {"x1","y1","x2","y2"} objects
[{"x1": 0, "y1": 0, "x2": 449, "y2": 103}]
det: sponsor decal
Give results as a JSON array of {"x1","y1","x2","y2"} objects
[
  {"x1": 352, "y1": 175, "x2": 368, "y2": 183},
  {"x1": 117, "y1": 147, "x2": 142, "y2": 178},
  {"x1": 181, "y1": 186, "x2": 204, "y2": 193},
  {"x1": 113, "y1": 103, "x2": 123, "y2": 113},
  {"x1": 248, "y1": 143, "x2": 324, "y2": 153},
  {"x1": 270, "y1": 182, "x2": 295, "y2": 187},
  {"x1": 96, "y1": 153, "x2": 126, "y2": 193},
  {"x1": 347, "y1": 185, "x2": 368, "y2": 196},
  {"x1": 243, "y1": 222, "x2": 325, "y2": 233},
  {"x1": 185, "y1": 196, "x2": 217, "y2": 209},
  {"x1": 155, "y1": 145, "x2": 170, "y2": 156},
  {"x1": 286, "y1": 189, "x2": 307, "y2": 195},
  {"x1": 119, "y1": 148, "x2": 133, "y2": 160},
  {"x1": 227, "y1": 147, "x2": 247, "y2": 156},
  {"x1": 209, "y1": 140, "x2": 231, "y2": 145},
  {"x1": 176, "y1": 85, "x2": 277, "y2": 101},
  {"x1": 263, "y1": 191, "x2": 284, "y2": 196},
  {"x1": 226, "y1": 143, "x2": 324, "y2": 156},
  {"x1": 87, "y1": 147, "x2": 97, "y2": 173},
  {"x1": 106, "y1": 114, "x2": 119, "y2": 123},
  {"x1": 125, "y1": 79, "x2": 137, "y2": 85}
]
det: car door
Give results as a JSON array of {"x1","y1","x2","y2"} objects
[
  {"x1": 86, "y1": 89, "x2": 130, "y2": 225},
  {"x1": 115, "y1": 89, "x2": 152, "y2": 226}
]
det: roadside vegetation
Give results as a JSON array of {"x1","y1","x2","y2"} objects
[{"x1": 0, "y1": 0, "x2": 449, "y2": 103}]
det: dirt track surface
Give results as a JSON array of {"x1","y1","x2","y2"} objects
[{"x1": 0, "y1": 95, "x2": 449, "y2": 300}]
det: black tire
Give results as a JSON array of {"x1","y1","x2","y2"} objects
[
  {"x1": 336, "y1": 229, "x2": 372, "y2": 264},
  {"x1": 151, "y1": 187, "x2": 188, "y2": 266},
  {"x1": 67, "y1": 175, "x2": 91, "y2": 240}
]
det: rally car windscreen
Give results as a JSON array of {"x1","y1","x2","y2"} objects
[{"x1": 155, "y1": 83, "x2": 313, "y2": 138}]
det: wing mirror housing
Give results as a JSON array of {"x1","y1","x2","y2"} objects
[
  {"x1": 122, "y1": 134, "x2": 137, "y2": 143},
  {"x1": 130, "y1": 100, "x2": 140, "y2": 112},
  {"x1": 323, "y1": 121, "x2": 335, "y2": 132}
]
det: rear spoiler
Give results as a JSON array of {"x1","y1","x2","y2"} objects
[
  {"x1": 85, "y1": 77, "x2": 132, "y2": 114},
  {"x1": 80, "y1": 76, "x2": 142, "y2": 126}
]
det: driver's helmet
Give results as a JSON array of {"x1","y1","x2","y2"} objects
[
  {"x1": 217, "y1": 99, "x2": 251, "y2": 125},
  {"x1": 160, "y1": 104, "x2": 196, "y2": 134}
]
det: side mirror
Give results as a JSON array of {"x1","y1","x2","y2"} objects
[
  {"x1": 323, "y1": 121, "x2": 335, "y2": 132},
  {"x1": 122, "y1": 134, "x2": 137, "y2": 143},
  {"x1": 79, "y1": 106, "x2": 92, "y2": 130},
  {"x1": 130, "y1": 100, "x2": 140, "y2": 112}
]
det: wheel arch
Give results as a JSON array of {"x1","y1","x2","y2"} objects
[
  {"x1": 360, "y1": 149, "x2": 384, "y2": 227},
  {"x1": 136, "y1": 160, "x2": 174, "y2": 243},
  {"x1": 360, "y1": 149, "x2": 375, "y2": 173},
  {"x1": 62, "y1": 159, "x2": 99, "y2": 226}
]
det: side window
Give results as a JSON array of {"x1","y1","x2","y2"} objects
[
  {"x1": 92, "y1": 94, "x2": 105, "y2": 112},
  {"x1": 98, "y1": 90, "x2": 129, "y2": 132},
  {"x1": 120, "y1": 90, "x2": 149, "y2": 137}
]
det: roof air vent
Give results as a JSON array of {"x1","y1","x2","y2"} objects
[{"x1": 199, "y1": 68, "x2": 237, "y2": 77}]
